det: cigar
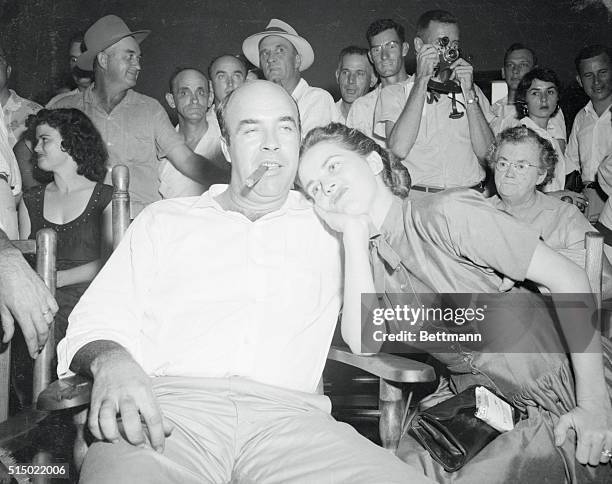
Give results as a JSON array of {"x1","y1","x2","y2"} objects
[{"x1": 245, "y1": 165, "x2": 270, "y2": 188}]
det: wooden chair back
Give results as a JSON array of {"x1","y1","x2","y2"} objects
[{"x1": 0, "y1": 228, "x2": 56, "y2": 422}]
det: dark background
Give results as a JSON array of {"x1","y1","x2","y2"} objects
[{"x1": 0, "y1": 0, "x2": 611, "y2": 122}]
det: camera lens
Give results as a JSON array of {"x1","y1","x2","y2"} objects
[
  {"x1": 447, "y1": 48, "x2": 459, "y2": 61},
  {"x1": 439, "y1": 36, "x2": 449, "y2": 47}
]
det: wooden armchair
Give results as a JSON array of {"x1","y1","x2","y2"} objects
[{"x1": 2, "y1": 166, "x2": 436, "y2": 482}]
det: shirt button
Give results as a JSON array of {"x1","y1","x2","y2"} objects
[{"x1": 400, "y1": 283, "x2": 407, "y2": 290}]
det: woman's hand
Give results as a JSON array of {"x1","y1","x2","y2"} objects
[
  {"x1": 314, "y1": 205, "x2": 370, "y2": 236},
  {"x1": 554, "y1": 401, "x2": 612, "y2": 465}
]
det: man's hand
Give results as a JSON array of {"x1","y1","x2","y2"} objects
[
  {"x1": 0, "y1": 244, "x2": 58, "y2": 357},
  {"x1": 88, "y1": 349, "x2": 173, "y2": 453},
  {"x1": 450, "y1": 58, "x2": 474, "y2": 94},
  {"x1": 415, "y1": 44, "x2": 439, "y2": 84}
]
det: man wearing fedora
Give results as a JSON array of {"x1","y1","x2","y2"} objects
[
  {"x1": 242, "y1": 19, "x2": 337, "y2": 139},
  {"x1": 49, "y1": 15, "x2": 227, "y2": 217}
]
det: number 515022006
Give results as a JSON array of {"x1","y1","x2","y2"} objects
[{"x1": 7, "y1": 463, "x2": 69, "y2": 479}]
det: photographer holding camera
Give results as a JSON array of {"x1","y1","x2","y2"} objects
[{"x1": 374, "y1": 9, "x2": 495, "y2": 199}]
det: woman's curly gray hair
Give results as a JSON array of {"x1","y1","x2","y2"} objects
[{"x1": 486, "y1": 125, "x2": 557, "y2": 189}]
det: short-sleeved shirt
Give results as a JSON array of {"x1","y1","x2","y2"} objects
[
  {"x1": 374, "y1": 80, "x2": 493, "y2": 188},
  {"x1": 46, "y1": 88, "x2": 79, "y2": 108},
  {"x1": 490, "y1": 96, "x2": 567, "y2": 140},
  {"x1": 291, "y1": 78, "x2": 338, "y2": 139},
  {"x1": 491, "y1": 191, "x2": 595, "y2": 268},
  {"x1": 0, "y1": 107, "x2": 21, "y2": 196},
  {"x1": 2, "y1": 89, "x2": 42, "y2": 147},
  {"x1": 375, "y1": 189, "x2": 540, "y2": 295},
  {"x1": 159, "y1": 110, "x2": 226, "y2": 199},
  {"x1": 346, "y1": 84, "x2": 386, "y2": 147},
  {"x1": 49, "y1": 85, "x2": 185, "y2": 216},
  {"x1": 566, "y1": 100, "x2": 612, "y2": 182}
]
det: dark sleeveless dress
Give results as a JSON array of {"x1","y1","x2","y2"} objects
[{"x1": 22, "y1": 182, "x2": 113, "y2": 342}]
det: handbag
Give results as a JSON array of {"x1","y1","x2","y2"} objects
[{"x1": 408, "y1": 385, "x2": 519, "y2": 472}]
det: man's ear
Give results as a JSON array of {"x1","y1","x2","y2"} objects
[
  {"x1": 5, "y1": 64, "x2": 11, "y2": 79},
  {"x1": 294, "y1": 52, "x2": 302, "y2": 71},
  {"x1": 208, "y1": 80, "x2": 214, "y2": 108},
  {"x1": 96, "y1": 51, "x2": 108, "y2": 70},
  {"x1": 401, "y1": 41, "x2": 409, "y2": 57},
  {"x1": 165, "y1": 92, "x2": 176, "y2": 109},
  {"x1": 501, "y1": 67, "x2": 505, "y2": 80},
  {"x1": 367, "y1": 51, "x2": 373, "y2": 64},
  {"x1": 335, "y1": 68, "x2": 341, "y2": 86},
  {"x1": 576, "y1": 74, "x2": 583, "y2": 89},
  {"x1": 220, "y1": 135, "x2": 231, "y2": 163},
  {"x1": 414, "y1": 37, "x2": 424, "y2": 53},
  {"x1": 537, "y1": 171, "x2": 547, "y2": 186},
  {"x1": 366, "y1": 151, "x2": 384, "y2": 175},
  {"x1": 369, "y1": 70, "x2": 378, "y2": 88}
]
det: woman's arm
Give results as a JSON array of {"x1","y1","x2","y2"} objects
[
  {"x1": 526, "y1": 241, "x2": 612, "y2": 465},
  {"x1": 313, "y1": 207, "x2": 379, "y2": 355},
  {"x1": 17, "y1": 197, "x2": 31, "y2": 239},
  {"x1": 0, "y1": 178, "x2": 17, "y2": 239}
]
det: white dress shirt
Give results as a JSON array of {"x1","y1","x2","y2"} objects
[
  {"x1": 57, "y1": 186, "x2": 342, "y2": 394},
  {"x1": 346, "y1": 85, "x2": 386, "y2": 148},
  {"x1": 158, "y1": 110, "x2": 227, "y2": 198},
  {"x1": 566, "y1": 101, "x2": 612, "y2": 182},
  {"x1": 374, "y1": 79, "x2": 493, "y2": 188},
  {"x1": 291, "y1": 78, "x2": 338, "y2": 139}
]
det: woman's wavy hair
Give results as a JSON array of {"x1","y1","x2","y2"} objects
[
  {"x1": 486, "y1": 125, "x2": 557, "y2": 189},
  {"x1": 26, "y1": 108, "x2": 108, "y2": 182},
  {"x1": 514, "y1": 67, "x2": 561, "y2": 119},
  {"x1": 300, "y1": 123, "x2": 411, "y2": 198}
]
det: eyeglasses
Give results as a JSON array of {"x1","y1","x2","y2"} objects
[
  {"x1": 495, "y1": 160, "x2": 540, "y2": 173},
  {"x1": 370, "y1": 41, "x2": 400, "y2": 58}
]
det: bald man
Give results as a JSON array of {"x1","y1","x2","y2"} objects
[{"x1": 58, "y1": 80, "x2": 432, "y2": 484}]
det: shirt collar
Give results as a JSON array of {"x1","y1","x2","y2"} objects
[
  {"x1": 85, "y1": 84, "x2": 136, "y2": 108},
  {"x1": 193, "y1": 184, "x2": 313, "y2": 214},
  {"x1": 369, "y1": 196, "x2": 407, "y2": 271},
  {"x1": 291, "y1": 78, "x2": 308, "y2": 100}
]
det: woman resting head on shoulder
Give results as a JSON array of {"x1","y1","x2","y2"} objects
[
  {"x1": 18, "y1": 108, "x2": 114, "y2": 339},
  {"x1": 299, "y1": 122, "x2": 612, "y2": 480}
]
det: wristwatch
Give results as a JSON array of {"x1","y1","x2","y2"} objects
[{"x1": 466, "y1": 93, "x2": 479, "y2": 104}]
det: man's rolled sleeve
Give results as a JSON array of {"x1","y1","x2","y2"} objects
[
  {"x1": 56, "y1": 208, "x2": 158, "y2": 377},
  {"x1": 152, "y1": 101, "x2": 185, "y2": 160}
]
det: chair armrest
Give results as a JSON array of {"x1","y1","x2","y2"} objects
[
  {"x1": 327, "y1": 346, "x2": 435, "y2": 383},
  {"x1": 36, "y1": 375, "x2": 92, "y2": 411}
]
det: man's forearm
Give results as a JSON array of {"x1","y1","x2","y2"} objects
[
  {"x1": 172, "y1": 152, "x2": 230, "y2": 189},
  {"x1": 70, "y1": 340, "x2": 133, "y2": 378},
  {"x1": 466, "y1": 98, "x2": 494, "y2": 163},
  {"x1": 388, "y1": 78, "x2": 428, "y2": 159}
]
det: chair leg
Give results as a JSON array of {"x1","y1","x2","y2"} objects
[
  {"x1": 73, "y1": 409, "x2": 89, "y2": 474},
  {"x1": 31, "y1": 451, "x2": 52, "y2": 483},
  {"x1": 379, "y1": 378, "x2": 404, "y2": 452}
]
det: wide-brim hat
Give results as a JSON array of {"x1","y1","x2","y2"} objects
[
  {"x1": 77, "y1": 15, "x2": 150, "y2": 71},
  {"x1": 242, "y1": 19, "x2": 314, "y2": 72}
]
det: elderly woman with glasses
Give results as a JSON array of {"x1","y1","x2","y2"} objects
[{"x1": 489, "y1": 126, "x2": 611, "y2": 292}]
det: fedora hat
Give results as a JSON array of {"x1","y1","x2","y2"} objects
[
  {"x1": 242, "y1": 19, "x2": 314, "y2": 71},
  {"x1": 77, "y1": 15, "x2": 150, "y2": 71}
]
